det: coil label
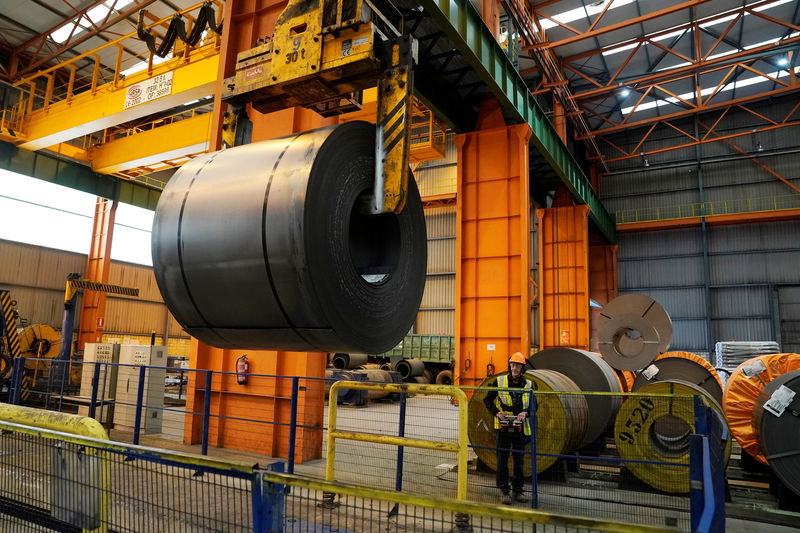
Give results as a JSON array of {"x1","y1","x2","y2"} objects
[
  {"x1": 764, "y1": 385, "x2": 796, "y2": 417},
  {"x1": 617, "y1": 398, "x2": 655, "y2": 444}
]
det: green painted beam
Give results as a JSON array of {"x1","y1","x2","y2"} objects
[
  {"x1": 0, "y1": 141, "x2": 160, "y2": 211},
  {"x1": 419, "y1": 0, "x2": 617, "y2": 242}
]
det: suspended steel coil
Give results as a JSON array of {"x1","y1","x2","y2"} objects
[
  {"x1": 722, "y1": 353, "x2": 800, "y2": 464},
  {"x1": 597, "y1": 294, "x2": 672, "y2": 371},
  {"x1": 752, "y1": 369, "x2": 800, "y2": 497},
  {"x1": 152, "y1": 121, "x2": 427, "y2": 354},
  {"x1": 615, "y1": 380, "x2": 731, "y2": 493},
  {"x1": 468, "y1": 370, "x2": 588, "y2": 475},
  {"x1": 633, "y1": 351, "x2": 723, "y2": 405},
  {"x1": 530, "y1": 348, "x2": 622, "y2": 447},
  {"x1": 19, "y1": 324, "x2": 61, "y2": 371}
]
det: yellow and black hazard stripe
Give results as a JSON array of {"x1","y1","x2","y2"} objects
[
  {"x1": 0, "y1": 290, "x2": 21, "y2": 359},
  {"x1": 69, "y1": 280, "x2": 139, "y2": 297}
]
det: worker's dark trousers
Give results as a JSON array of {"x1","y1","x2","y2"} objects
[{"x1": 495, "y1": 430, "x2": 529, "y2": 492}]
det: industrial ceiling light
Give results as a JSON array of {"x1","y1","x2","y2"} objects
[
  {"x1": 777, "y1": 57, "x2": 789, "y2": 67},
  {"x1": 640, "y1": 152, "x2": 650, "y2": 167},
  {"x1": 757, "y1": 141, "x2": 764, "y2": 152},
  {"x1": 620, "y1": 87, "x2": 631, "y2": 97}
]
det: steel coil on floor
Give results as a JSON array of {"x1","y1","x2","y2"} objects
[
  {"x1": 752, "y1": 368, "x2": 800, "y2": 497},
  {"x1": 530, "y1": 348, "x2": 622, "y2": 447},
  {"x1": 597, "y1": 294, "x2": 672, "y2": 371},
  {"x1": 331, "y1": 353, "x2": 368, "y2": 370},
  {"x1": 633, "y1": 351, "x2": 723, "y2": 405},
  {"x1": 614, "y1": 379, "x2": 731, "y2": 493},
  {"x1": 152, "y1": 121, "x2": 427, "y2": 354},
  {"x1": 722, "y1": 353, "x2": 800, "y2": 464},
  {"x1": 468, "y1": 370, "x2": 588, "y2": 475},
  {"x1": 396, "y1": 358, "x2": 425, "y2": 380}
]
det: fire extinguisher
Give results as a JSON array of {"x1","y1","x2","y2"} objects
[{"x1": 236, "y1": 354, "x2": 249, "y2": 385}]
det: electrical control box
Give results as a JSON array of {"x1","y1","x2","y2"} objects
[
  {"x1": 78, "y1": 343, "x2": 121, "y2": 424},
  {"x1": 113, "y1": 345, "x2": 166, "y2": 434}
]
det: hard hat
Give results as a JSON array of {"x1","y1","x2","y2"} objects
[{"x1": 508, "y1": 352, "x2": 526, "y2": 365}]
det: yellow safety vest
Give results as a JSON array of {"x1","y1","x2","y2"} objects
[{"x1": 493, "y1": 375, "x2": 532, "y2": 435}]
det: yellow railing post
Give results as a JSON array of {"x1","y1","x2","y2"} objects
[{"x1": 327, "y1": 381, "x2": 470, "y2": 500}]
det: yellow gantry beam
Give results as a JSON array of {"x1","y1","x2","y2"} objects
[
  {"x1": 91, "y1": 113, "x2": 212, "y2": 175},
  {"x1": 19, "y1": 45, "x2": 219, "y2": 151}
]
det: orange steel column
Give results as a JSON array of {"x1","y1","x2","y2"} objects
[
  {"x1": 537, "y1": 205, "x2": 590, "y2": 350},
  {"x1": 77, "y1": 197, "x2": 117, "y2": 350},
  {"x1": 183, "y1": 0, "x2": 331, "y2": 462},
  {"x1": 455, "y1": 112, "x2": 531, "y2": 387},
  {"x1": 481, "y1": 0, "x2": 500, "y2": 40},
  {"x1": 589, "y1": 244, "x2": 618, "y2": 352},
  {"x1": 183, "y1": 341, "x2": 326, "y2": 462}
]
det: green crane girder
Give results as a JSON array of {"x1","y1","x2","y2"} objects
[
  {"x1": 0, "y1": 141, "x2": 160, "y2": 211},
  {"x1": 418, "y1": 0, "x2": 617, "y2": 242}
]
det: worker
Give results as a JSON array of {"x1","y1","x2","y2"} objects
[{"x1": 483, "y1": 352, "x2": 535, "y2": 505}]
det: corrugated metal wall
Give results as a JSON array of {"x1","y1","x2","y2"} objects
[
  {"x1": 0, "y1": 238, "x2": 186, "y2": 341},
  {"x1": 602, "y1": 95, "x2": 800, "y2": 356}
]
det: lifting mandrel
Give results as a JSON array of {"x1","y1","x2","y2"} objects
[{"x1": 220, "y1": 0, "x2": 416, "y2": 215}]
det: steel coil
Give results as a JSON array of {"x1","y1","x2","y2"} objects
[
  {"x1": 353, "y1": 369, "x2": 393, "y2": 399},
  {"x1": 633, "y1": 351, "x2": 723, "y2": 405},
  {"x1": 331, "y1": 353, "x2": 368, "y2": 370},
  {"x1": 722, "y1": 353, "x2": 800, "y2": 464},
  {"x1": 435, "y1": 369, "x2": 453, "y2": 385},
  {"x1": 530, "y1": 348, "x2": 622, "y2": 447},
  {"x1": 396, "y1": 358, "x2": 425, "y2": 380},
  {"x1": 752, "y1": 369, "x2": 800, "y2": 497},
  {"x1": 152, "y1": 121, "x2": 426, "y2": 354},
  {"x1": 615, "y1": 379, "x2": 731, "y2": 493},
  {"x1": 468, "y1": 370, "x2": 588, "y2": 475},
  {"x1": 597, "y1": 294, "x2": 672, "y2": 371},
  {"x1": 19, "y1": 324, "x2": 61, "y2": 371}
]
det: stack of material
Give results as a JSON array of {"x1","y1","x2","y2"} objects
[{"x1": 714, "y1": 341, "x2": 780, "y2": 371}]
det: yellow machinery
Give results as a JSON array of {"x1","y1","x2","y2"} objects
[{"x1": 221, "y1": 0, "x2": 417, "y2": 214}]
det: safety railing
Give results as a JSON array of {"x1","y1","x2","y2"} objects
[
  {"x1": 7, "y1": 1, "x2": 222, "y2": 120},
  {"x1": 326, "y1": 381, "x2": 469, "y2": 500},
  {"x1": 3, "y1": 357, "x2": 728, "y2": 532},
  {"x1": 0, "y1": 417, "x2": 677, "y2": 533},
  {"x1": 615, "y1": 193, "x2": 800, "y2": 224}
]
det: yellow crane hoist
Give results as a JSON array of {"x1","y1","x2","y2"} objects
[{"x1": 221, "y1": 0, "x2": 417, "y2": 215}]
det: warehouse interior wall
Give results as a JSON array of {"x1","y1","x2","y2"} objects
[{"x1": 600, "y1": 95, "x2": 800, "y2": 358}]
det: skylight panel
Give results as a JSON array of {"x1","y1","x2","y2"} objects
[{"x1": 538, "y1": 0, "x2": 637, "y2": 31}]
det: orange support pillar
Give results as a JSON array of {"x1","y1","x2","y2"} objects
[
  {"x1": 77, "y1": 197, "x2": 117, "y2": 349},
  {"x1": 589, "y1": 244, "x2": 619, "y2": 352},
  {"x1": 184, "y1": 341, "x2": 326, "y2": 462},
  {"x1": 481, "y1": 0, "x2": 500, "y2": 40},
  {"x1": 455, "y1": 105, "x2": 531, "y2": 387},
  {"x1": 183, "y1": 0, "x2": 334, "y2": 462},
  {"x1": 537, "y1": 205, "x2": 590, "y2": 350}
]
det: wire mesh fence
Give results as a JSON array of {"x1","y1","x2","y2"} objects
[
  {"x1": 0, "y1": 427, "x2": 254, "y2": 532},
  {"x1": 0, "y1": 417, "x2": 676, "y2": 533},
  {"x1": 2, "y1": 357, "x2": 728, "y2": 532}
]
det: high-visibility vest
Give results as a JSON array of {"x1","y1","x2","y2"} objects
[{"x1": 493, "y1": 374, "x2": 532, "y2": 435}]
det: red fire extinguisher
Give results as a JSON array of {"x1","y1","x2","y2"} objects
[{"x1": 236, "y1": 354, "x2": 249, "y2": 385}]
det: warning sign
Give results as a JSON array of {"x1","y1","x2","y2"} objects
[
  {"x1": 560, "y1": 329, "x2": 570, "y2": 345},
  {"x1": 96, "y1": 317, "x2": 105, "y2": 330},
  {"x1": 124, "y1": 72, "x2": 174, "y2": 109}
]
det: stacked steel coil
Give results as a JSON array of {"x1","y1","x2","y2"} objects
[
  {"x1": 722, "y1": 353, "x2": 800, "y2": 497},
  {"x1": 714, "y1": 341, "x2": 780, "y2": 372},
  {"x1": 468, "y1": 369, "x2": 588, "y2": 474}
]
